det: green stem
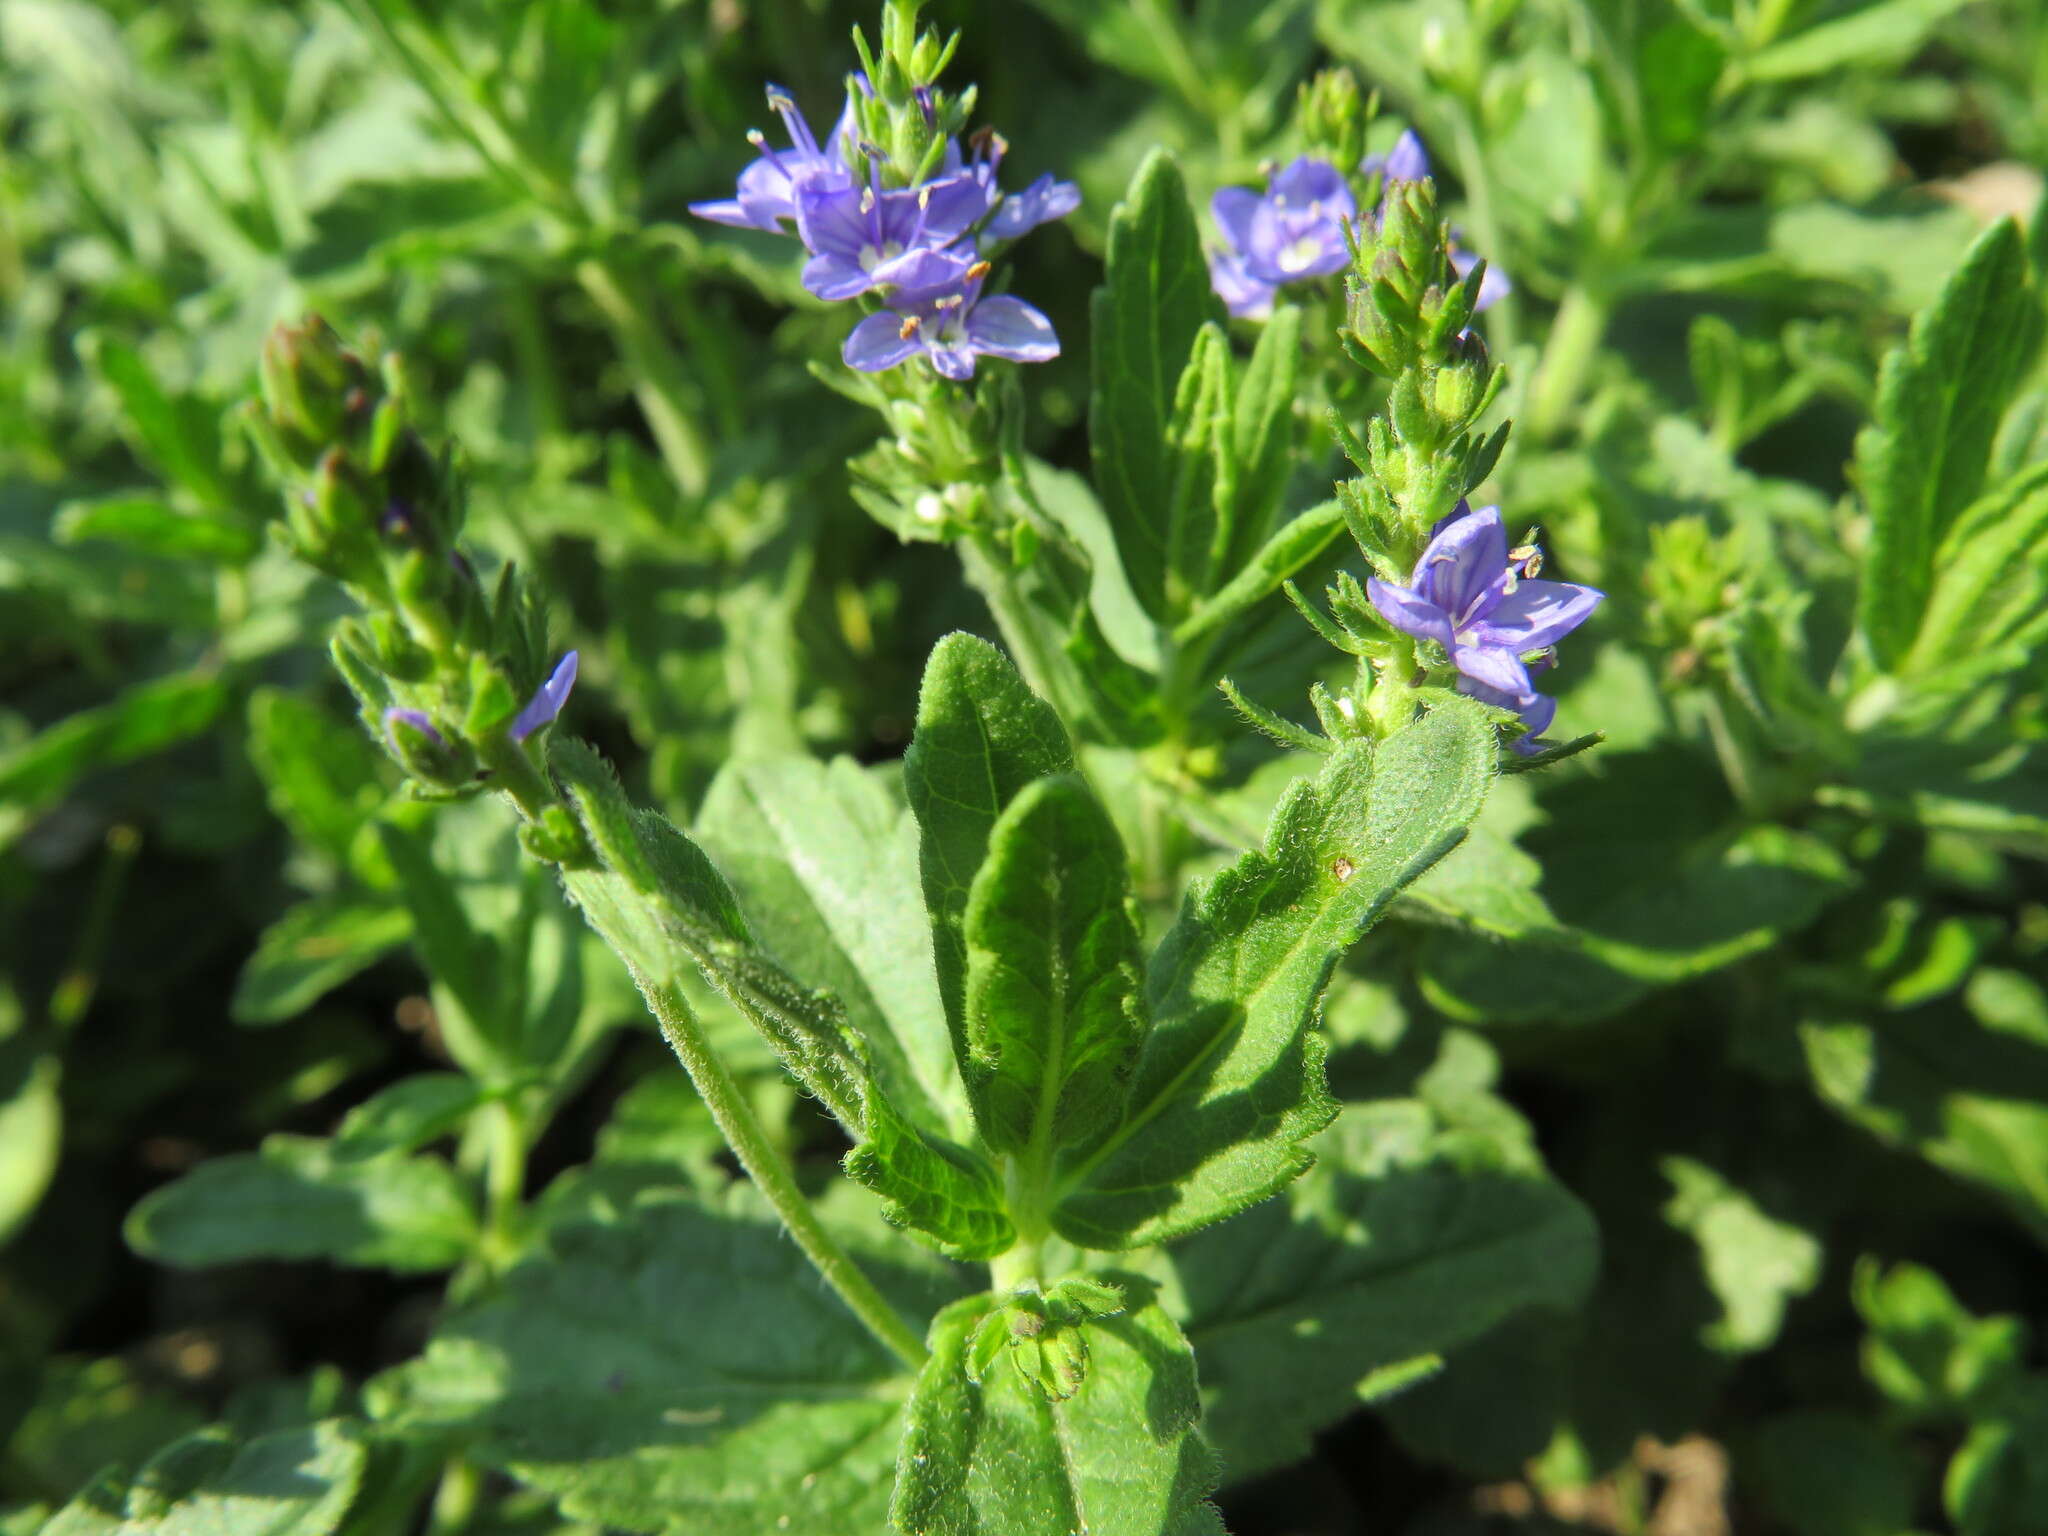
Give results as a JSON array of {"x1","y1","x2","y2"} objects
[
  {"x1": 425, "y1": 1457, "x2": 481, "y2": 1536},
  {"x1": 575, "y1": 254, "x2": 711, "y2": 499},
  {"x1": 1449, "y1": 107, "x2": 1518, "y2": 362},
  {"x1": 479, "y1": 1097, "x2": 528, "y2": 1266},
  {"x1": 642, "y1": 974, "x2": 929, "y2": 1369},
  {"x1": 1526, "y1": 283, "x2": 1611, "y2": 444}
]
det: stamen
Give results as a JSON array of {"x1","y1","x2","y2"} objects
[
  {"x1": 966, "y1": 260, "x2": 992, "y2": 282},
  {"x1": 935, "y1": 294, "x2": 964, "y2": 311},
  {"x1": 746, "y1": 128, "x2": 794, "y2": 184},
  {"x1": 899, "y1": 315, "x2": 921, "y2": 339}
]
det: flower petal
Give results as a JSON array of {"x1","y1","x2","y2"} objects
[
  {"x1": 1267, "y1": 156, "x2": 1355, "y2": 217},
  {"x1": 802, "y1": 252, "x2": 874, "y2": 301},
  {"x1": 987, "y1": 173, "x2": 1080, "y2": 239},
  {"x1": 1212, "y1": 186, "x2": 1263, "y2": 253},
  {"x1": 1208, "y1": 247, "x2": 1276, "y2": 318},
  {"x1": 688, "y1": 196, "x2": 761, "y2": 230},
  {"x1": 966, "y1": 295, "x2": 1060, "y2": 363},
  {"x1": 1411, "y1": 503, "x2": 1506, "y2": 616},
  {"x1": 1450, "y1": 639, "x2": 1531, "y2": 698},
  {"x1": 1384, "y1": 130, "x2": 1430, "y2": 184},
  {"x1": 794, "y1": 184, "x2": 873, "y2": 260},
  {"x1": 910, "y1": 173, "x2": 989, "y2": 242},
  {"x1": 1478, "y1": 579, "x2": 1604, "y2": 653},
  {"x1": 1366, "y1": 577, "x2": 1455, "y2": 649},
  {"x1": 510, "y1": 652, "x2": 579, "y2": 743},
  {"x1": 929, "y1": 341, "x2": 979, "y2": 380},
  {"x1": 844, "y1": 312, "x2": 921, "y2": 372}
]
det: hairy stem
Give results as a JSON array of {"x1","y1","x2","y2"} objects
[{"x1": 642, "y1": 974, "x2": 930, "y2": 1369}]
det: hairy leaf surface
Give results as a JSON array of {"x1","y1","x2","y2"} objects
[
  {"x1": 893, "y1": 1289, "x2": 1224, "y2": 1536},
  {"x1": 963, "y1": 774, "x2": 1143, "y2": 1156},
  {"x1": 371, "y1": 1189, "x2": 959, "y2": 1536},
  {"x1": 1055, "y1": 700, "x2": 1495, "y2": 1248}
]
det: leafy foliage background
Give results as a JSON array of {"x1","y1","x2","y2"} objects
[{"x1": 6, "y1": 0, "x2": 2048, "y2": 1532}]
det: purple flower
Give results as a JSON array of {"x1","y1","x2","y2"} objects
[
  {"x1": 1207, "y1": 157, "x2": 1359, "y2": 318},
  {"x1": 795, "y1": 168, "x2": 987, "y2": 300},
  {"x1": 510, "y1": 652, "x2": 579, "y2": 743},
  {"x1": 843, "y1": 268, "x2": 1058, "y2": 380},
  {"x1": 986, "y1": 172, "x2": 1081, "y2": 241},
  {"x1": 689, "y1": 85, "x2": 856, "y2": 234},
  {"x1": 1366, "y1": 504, "x2": 1601, "y2": 753}
]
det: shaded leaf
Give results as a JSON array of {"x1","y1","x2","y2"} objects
[{"x1": 126, "y1": 1135, "x2": 478, "y2": 1273}]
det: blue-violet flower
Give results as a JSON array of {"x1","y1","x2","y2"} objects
[
  {"x1": 796, "y1": 169, "x2": 987, "y2": 300},
  {"x1": 843, "y1": 268, "x2": 1058, "y2": 380},
  {"x1": 510, "y1": 652, "x2": 579, "y2": 743},
  {"x1": 688, "y1": 85, "x2": 856, "y2": 233},
  {"x1": 1207, "y1": 131, "x2": 1510, "y2": 317},
  {"x1": 1209, "y1": 158, "x2": 1358, "y2": 319},
  {"x1": 1366, "y1": 503, "x2": 1600, "y2": 752}
]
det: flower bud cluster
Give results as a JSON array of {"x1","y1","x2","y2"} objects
[
  {"x1": 1335, "y1": 173, "x2": 1506, "y2": 571},
  {"x1": 690, "y1": 0, "x2": 1073, "y2": 382},
  {"x1": 244, "y1": 317, "x2": 580, "y2": 817}
]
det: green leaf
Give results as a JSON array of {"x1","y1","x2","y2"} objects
[
  {"x1": 1171, "y1": 499, "x2": 1346, "y2": 648},
  {"x1": 369, "y1": 1189, "x2": 958, "y2": 1536},
  {"x1": 1907, "y1": 461, "x2": 2048, "y2": 676},
  {"x1": 1161, "y1": 323, "x2": 1236, "y2": 612},
  {"x1": 1056, "y1": 700, "x2": 1495, "y2": 1248},
  {"x1": 893, "y1": 1288, "x2": 1224, "y2": 1536},
  {"x1": 1407, "y1": 762, "x2": 1853, "y2": 1024},
  {"x1": 79, "y1": 333, "x2": 235, "y2": 509},
  {"x1": 0, "y1": 1038, "x2": 60, "y2": 1247},
  {"x1": 1226, "y1": 304, "x2": 1306, "y2": 571},
  {"x1": 1853, "y1": 1258, "x2": 2029, "y2": 1420},
  {"x1": 1174, "y1": 1100, "x2": 1599, "y2": 1478},
  {"x1": 552, "y1": 739, "x2": 867, "y2": 1129},
  {"x1": 698, "y1": 756, "x2": 965, "y2": 1137},
  {"x1": 0, "y1": 671, "x2": 229, "y2": 848},
  {"x1": 246, "y1": 688, "x2": 389, "y2": 869},
  {"x1": 43, "y1": 1420, "x2": 367, "y2": 1536},
  {"x1": 333, "y1": 1073, "x2": 491, "y2": 1160},
  {"x1": 1089, "y1": 149, "x2": 1227, "y2": 623},
  {"x1": 1855, "y1": 218, "x2": 2042, "y2": 670},
  {"x1": 844, "y1": 1088, "x2": 1016, "y2": 1261},
  {"x1": 1661, "y1": 1156, "x2": 1822, "y2": 1355},
  {"x1": 1745, "y1": 0, "x2": 1973, "y2": 82},
  {"x1": 125, "y1": 1135, "x2": 478, "y2": 1273},
  {"x1": 375, "y1": 819, "x2": 506, "y2": 1065},
  {"x1": 54, "y1": 492, "x2": 259, "y2": 564},
  {"x1": 902, "y1": 635, "x2": 1076, "y2": 1068},
  {"x1": 1799, "y1": 1011, "x2": 2048, "y2": 1240},
  {"x1": 231, "y1": 895, "x2": 412, "y2": 1026},
  {"x1": 964, "y1": 774, "x2": 1144, "y2": 1157}
]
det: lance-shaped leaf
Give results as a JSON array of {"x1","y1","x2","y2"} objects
[
  {"x1": 903, "y1": 635, "x2": 1076, "y2": 1061},
  {"x1": 1054, "y1": 700, "x2": 1495, "y2": 1248},
  {"x1": 699, "y1": 756, "x2": 965, "y2": 1138},
  {"x1": 1226, "y1": 303, "x2": 1305, "y2": 574},
  {"x1": 555, "y1": 739, "x2": 1010, "y2": 1255},
  {"x1": 1090, "y1": 150, "x2": 1228, "y2": 624},
  {"x1": 370, "y1": 1188, "x2": 961, "y2": 1536},
  {"x1": 963, "y1": 774, "x2": 1144, "y2": 1155},
  {"x1": 552, "y1": 738, "x2": 866, "y2": 1129},
  {"x1": 893, "y1": 1288, "x2": 1224, "y2": 1536},
  {"x1": 1162, "y1": 323, "x2": 1237, "y2": 612},
  {"x1": 1855, "y1": 218, "x2": 2043, "y2": 670}
]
